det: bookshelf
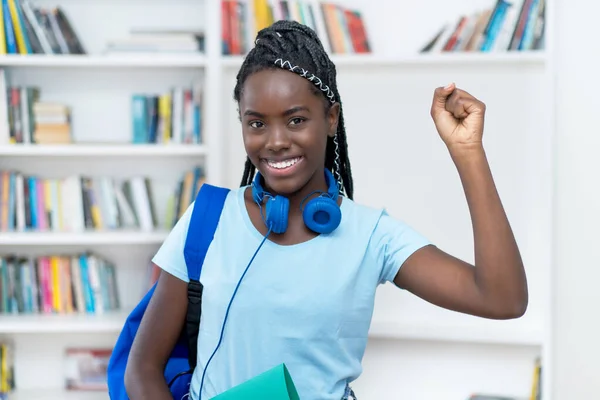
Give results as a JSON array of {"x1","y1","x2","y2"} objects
[{"x1": 0, "y1": 0, "x2": 551, "y2": 399}]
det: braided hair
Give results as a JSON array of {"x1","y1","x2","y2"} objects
[{"x1": 233, "y1": 20, "x2": 354, "y2": 199}]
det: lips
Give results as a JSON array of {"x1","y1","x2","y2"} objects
[
  {"x1": 261, "y1": 156, "x2": 304, "y2": 176},
  {"x1": 265, "y1": 156, "x2": 302, "y2": 169}
]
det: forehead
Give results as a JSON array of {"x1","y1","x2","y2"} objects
[{"x1": 240, "y1": 68, "x2": 318, "y2": 110}]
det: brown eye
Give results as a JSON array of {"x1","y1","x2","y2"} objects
[
  {"x1": 289, "y1": 117, "x2": 306, "y2": 125},
  {"x1": 250, "y1": 121, "x2": 264, "y2": 129}
]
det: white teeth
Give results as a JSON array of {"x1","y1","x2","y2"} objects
[{"x1": 267, "y1": 157, "x2": 301, "y2": 169}]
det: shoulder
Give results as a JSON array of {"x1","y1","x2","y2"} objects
[
  {"x1": 339, "y1": 196, "x2": 386, "y2": 233},
  {"x1": 151, "y1": 185, "x2": 243, "y2": 282},
  {"x1": 343, "y1": 197, "x2": 432, "y2": 284}
]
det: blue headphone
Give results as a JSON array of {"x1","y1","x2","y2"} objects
[{"x1": 251, "y1": 168, "x2": 342, "y2": 235}]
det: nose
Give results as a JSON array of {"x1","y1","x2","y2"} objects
[{"x1": 265, "y1": 125, "x2": 291, "y2": 152}]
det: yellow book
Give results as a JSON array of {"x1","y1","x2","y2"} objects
[
  {"x1": 0, "y1": 2, "x2": 7, "y2": 54},
  {"x1": 7, "y1": 0, "x2": 27, "y2": 54},
  {"x1": 529, "y1": 357, "x2": 541, "y2": 400},
  {"x1": 159, "y1": 94, "x2": 172, "y2": 143},
  {"x1": 51, "y1": 255, "x2": 62, "y2": 312},
  {"x1": 253, "y1": 0, "x2": 271, "y2": 35},
  {"x1": 0, "y1": 344, "x2": 5, "y2": 392}
]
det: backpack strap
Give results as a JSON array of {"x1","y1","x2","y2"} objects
[{"x1": 183, "y1": 183, "x2": 230, "y2": 370}]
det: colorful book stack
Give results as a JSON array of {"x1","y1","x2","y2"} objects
[
  {"x1": 0, "y1": 0, "x2": 85, "y2": 55},
  {"x1": 420, "y1": 0, "x2": 545, "y2": 53},
  {"x1": 0, "y1": 72, "x2": 72, "y2": 145},
  {"x1": 0, "y1": 253, "x2": 120, "y2": 315},
  {"x1": 131, "y1": 83, "x2": 203, "y2": 145},
  {"x1": 0, "y1": 171, "x2": 159, "y2": 233},
  {"x1": 222, "y1": 0, "x2": 370, "y2": 55}
]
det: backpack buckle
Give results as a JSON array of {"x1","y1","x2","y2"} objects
[{"x1": 187, "y1": 279, "x2": 204, "y2": 305}]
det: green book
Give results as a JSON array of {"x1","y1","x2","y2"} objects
[{"x1": 211, "y1": 363, "x2": 300, "y2": 400}]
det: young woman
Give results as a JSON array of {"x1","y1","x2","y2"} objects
[{"x1": 124, "y1": 20, "x2": 528, "y2": 400}]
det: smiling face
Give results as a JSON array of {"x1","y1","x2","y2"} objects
[{"x1": 239, "y1": 68, "x2": 339, "y2": 198}]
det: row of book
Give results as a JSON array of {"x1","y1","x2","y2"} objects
[
  {"x1": 0, "y1": 72, "x2": 204, "y2": 146},
  {"x1": 0, "y1": 1, "x2": 85, "y2": 55},
  {"x1": 0, "y1": 72, "x2": 72, "y2": 145},
  {"x1": 0, "y1": 166, "x2": 205, "y2": 233},
  {"x1": 222, "y1": 0, "x2": 370, "y2": 55},
  {"x1": 421, "y1": 0, "x2": 545, "y2": 53},
  {"x1": 0, "y1": 253, "x2": 119, "y2": 315},
  {"x1": 132, "y1": 83, "x2": 203, "y2": 145}
]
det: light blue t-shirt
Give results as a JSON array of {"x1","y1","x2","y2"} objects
[{"x1": 152, "y1": 186, "x2": 431, "y2": 400}]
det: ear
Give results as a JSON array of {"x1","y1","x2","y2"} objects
[{"x1": 327, "y1": 102, "x2": 340, "y2": 138}]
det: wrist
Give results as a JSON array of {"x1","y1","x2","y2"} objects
[{"x1": 447, "y1": 142, "x2": 485, "y2": 163}]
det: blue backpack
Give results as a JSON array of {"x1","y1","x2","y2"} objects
[{"x1": 107, "y1": 183, "x2": 231, "y2": 400}]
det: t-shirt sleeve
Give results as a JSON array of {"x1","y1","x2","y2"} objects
[
  {"x1": 369, "y1": 210, "x2": 433, "y2": 285},
  {"x1": 151, "y1": 202, "x2": 195, "y2": 283}
]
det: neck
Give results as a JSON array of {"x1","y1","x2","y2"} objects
[
  {"x1": 264, "y1": 169, "x2": 330, "y2": 218},
  {"x1": 291, "y1": 170, "x2": 330, "y2": 218}
]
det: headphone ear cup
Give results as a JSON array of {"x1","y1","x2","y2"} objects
[
  {"x1": 265, "y1": 195, "x2": 290, "y2": 234},
  {"x1": 302, "y1": 197, "x2": 341, "y2": 234}
]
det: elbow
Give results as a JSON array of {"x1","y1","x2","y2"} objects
[
  {"x1": 490, "y1": 290, "x2": 529, "y2": 320},
  {"x1": 124, "y1": 359, "x2": 143, "y2": 397},
  {"x1": 504, "y1": 298, "x2": 528, "y2": 319},
  {"x1": 124, "y1": 362, "x2": 135, "y2": 396}
]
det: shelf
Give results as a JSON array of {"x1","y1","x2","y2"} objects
[
  {"x1": 0, "y1": 311, "x2": 128, "y2": 334},
  {"x1": 0, "y1": 230, "x2": 169, "y2": 246},
  {"x1": 221, "y1": 51, "x2": 547, "y2": 68},
  {"x1": 4, "y1": 389, "x2": 108, "y2": 400},
  {"x1": 0, "y1": 54, "x2": 206, "y2": 68},
  {"x1": 369, "y1": 318, "x2": 543, "y2": 346},
  {"x1": 0, "y1": 144, "x2": 208, "y2": 157},
  {"x1": 0, "y1": 310, "x2": 541, "y2": 346}
]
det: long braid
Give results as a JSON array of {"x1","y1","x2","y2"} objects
[
  {"x1": 234, "y1": 20, "x2": 354, "y2": 199},
  {"x1": 240, "y1": 158, "x2": 256, "y2": 188}
]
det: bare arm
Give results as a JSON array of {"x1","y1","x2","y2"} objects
[
  {"x1": 124, "y1": 267, "x2": 188, "y2": 399},
  {"x1": 394, "y1": 84, "x2": 528, "y2": 320}
]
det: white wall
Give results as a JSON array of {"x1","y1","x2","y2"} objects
[{"x1": 553, "y1": 0, "x2": 600, "y2": 398}]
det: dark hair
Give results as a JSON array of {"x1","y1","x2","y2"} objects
[{"x1": 233, "y1": 20, "x2": 354, "y2": 199}]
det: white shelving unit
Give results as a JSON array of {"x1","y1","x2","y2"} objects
[
  {"x1": 0, "y1": 144, "x2": 209, "y2": 156},
  {"x1": 0, "y1": 231, "x2": 168, "y2": 246},
  {"x1": 0, "y1": 311, "x2": 130, "y2": 334},
  {"x1": 7, "y1": 389, "x2": 108, "y2": 400},
  {"x1": 0, "y1": 54, "x2": 207, "y2": 68},
  {"x1": 0, "y1": 0, "x2": 553, "y2": 399}
]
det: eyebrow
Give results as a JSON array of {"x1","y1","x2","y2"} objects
[{"x1": 243, "y1": 106, "x2": 310, "y2": 118}]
